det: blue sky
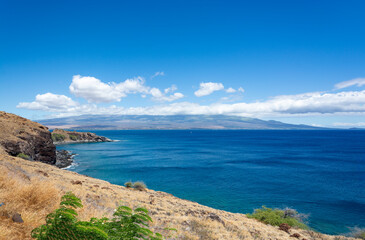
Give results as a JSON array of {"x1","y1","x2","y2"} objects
[{"x1": 1, "y1": 0, "x2": 365, "y2": 127}]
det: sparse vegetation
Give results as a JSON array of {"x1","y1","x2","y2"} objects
[
  {"x1": 189, "y1": 220, "x2": 216, "y2": 240},
  {"x1": 17, "y1": 153, "x2": 30, "y2": 160},
  {"x1": 247, "y1": 206, "x2": 308, "y2": 229},
  {"x1": 133, "y1": 181, "x2": 147, "y2": 191},
  {"x1": 32, "y1": 192, "x2": 164, "y2": 240},
  {"x1": 124, "y1": 181, "x2": 133, "y2": 188},
  {"x1": 51, "y1": 133, "x2": 65, "y2": 142},
  {"x1": 69, "y1": 134, "x2": 78, "y2": 141}
]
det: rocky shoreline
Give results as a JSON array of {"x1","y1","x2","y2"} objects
[
  {"x1": 55, "y1": 150, "x2": 76, "y2": 168},
  {"x1": 54, "y1": 139, "x2": 113, "y2": 145},
  {"x1": 52, "y1": 129, "x2": 113, "y2": 168}
]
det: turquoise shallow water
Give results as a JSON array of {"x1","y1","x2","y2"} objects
[{"x1": 57, "y1": 130, "x2": 365, "y2": 235}]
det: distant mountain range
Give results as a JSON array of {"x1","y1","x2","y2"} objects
[{"x1": 37, "y1": 115, "x2": 327, "y2": 130}]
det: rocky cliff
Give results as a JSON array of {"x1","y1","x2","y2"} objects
[
  {"x1": 52, "y1": 128, "x2": 112, "y2": 144},
  {"x1": 0, "y1": 111, "x2": 56, "y2": 164}
]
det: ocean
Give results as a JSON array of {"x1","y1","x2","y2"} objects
[{"x1": 57, "y1": 130, "x2": 365, "y2": 235}]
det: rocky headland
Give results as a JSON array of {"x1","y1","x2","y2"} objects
[
  {"x1": 0, "y1": 112, "x2": 360, "y2": 240},
  {"x1": 51, "y1": 129, "x2": 111, "y2": 168},
  {"x1": 51, "y1": 128, "x2": 112, "y2": 144}
]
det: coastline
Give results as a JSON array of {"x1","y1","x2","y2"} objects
[
  {"x1": 54, "y1": 139, "x2": 114, "y2": 145},
  {"x1": 52, "y1": 129, "x2": 114, "y2": 168},
  {"x1": 55, "y1": 149, "x2": 76, "y2": 168}
]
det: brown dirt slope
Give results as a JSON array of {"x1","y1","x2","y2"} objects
[
  {"x1": 0, "y1": 154, "x2": 358, "y2": 240},
  {"x1": 0, "y1": 112, "x2": 55, "y2": 164}
]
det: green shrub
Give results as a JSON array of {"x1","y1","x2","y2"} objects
[
  {"x1": 69, "y1": 134, "x2": 78, "y2": 141},
  {"x1": 133, "y1": 181, "x2": 146, "y2": 191},
  {"x1": 124, "y1": 181, "x2": 133, "y2": 188},
  {"x1": 16, "y1": 153, "x2": 30, "y2": 160},
  {"x1": 32, "y1": 192, "x2": 164, "y2": 240},
  {"x1": 247, "y1": 206, "x2": 308, "y2": 229},
  {"x1": 52, "y1": 133, "x2": 65, "y2": 142}
]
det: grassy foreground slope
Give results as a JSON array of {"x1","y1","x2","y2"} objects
[{"x1": 0, "y1": 150, "x2": 358, "y2": 240}]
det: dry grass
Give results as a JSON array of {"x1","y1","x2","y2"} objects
[{"x1": 0, "y1": 165, "x2": 60, "y2": 240}]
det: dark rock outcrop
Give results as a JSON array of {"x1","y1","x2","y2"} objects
[
  {"x1": 55, "y1": 150, "x2": 75, "y2": 168},
  {"x1": 12, "y1": 213, "x2": 24, "y2": 223},
  {"x1": 279, "y1": 223, "x2": 291, "y2": 233},
  {"x1": 0, "y1": 111, "x2": 56, "y2": 164}
]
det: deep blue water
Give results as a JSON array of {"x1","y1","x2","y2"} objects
[{"x1": 57, "y1": 130, "x2": 365, "y2": 235}]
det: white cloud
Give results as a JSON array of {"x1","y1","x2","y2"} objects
[
  {"x1": 226, "y1": 87, "x2": 244, "y2": 94},
  {"x1": 17, "y1": 93, "x2": 78, "y2": 111},
  {"x1": 18, "y1": 75, "x2": 365, "y2": 121},
  {"x1": 116, "y1": 77, "x2": 149, "y2": 93},
  {"x1": 69, "y1": 75, "x2": 183, "y2": 103},
  {"x1": 151, "y1": 71, "x2": 165, "y2": 79},
  {"x1": 150, "y1": 87, "x2": 184, "y2": 102},
  {"x1": 28, "y1": 89, "x2": 365, "y2": 119},
  {"x1": 334, "y1": 78, "x2": 365, "y2": 89},
  {"x1": 195, "y1": 82, "x2": 224, "y2": 97},
  {"x1": 69, "y1": 75, "x2": 148, "y2": 103},
  {"x1": 226, "y1": 87, "x2": 236, "y2": 93}
]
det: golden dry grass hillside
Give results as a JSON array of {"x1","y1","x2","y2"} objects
[{"x1": 0, "y1": 152, "x2": 359, "y2": 240}]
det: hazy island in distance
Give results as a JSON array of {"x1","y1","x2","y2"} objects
[{"x1": 38, "y1": 114, "x2": 326, "y2": 130}]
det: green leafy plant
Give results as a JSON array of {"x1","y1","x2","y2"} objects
[
  {"x1": 104, "y1": 206, "x2": 163, "y2": 240},
  {"x1": 124, "y1": 181, "x2": 133, "y2": 188},
  {"x1": 31, "y1": 192, "x2": 107, "y2": 240},
  {"x1": 52, "y1": 133, "x2": 66, "y2": 142},
  {"x1": 17, "y1": 153, "x2": 30, "y2": 160},
  {"x1": 247, "y1": 206, "x2": 308, "y2": 229},
  {"x1": 32, "y1": 192, "x2": 164, "y2": 240}
]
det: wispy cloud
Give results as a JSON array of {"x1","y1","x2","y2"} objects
[
  {"x1": 225, "y1": 87, "x2": 236, "y2": 93},
  {"x1": 333, "y1": 122, "x2": 365, "y2": 128},
  {"x1": 225, "y1": 87, "x2": 244, "y2": 94},
  {"x1": 151, "y1": 71, "x2": 165, "y2": 79},
  {"x1": 194, "y1": 82, "x2": 224, "y2": 97},
  {"x1": 334, "y1": 78, "x2": 365, "y2": 90}
]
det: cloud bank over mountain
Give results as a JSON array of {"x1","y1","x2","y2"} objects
[{"x1": 17, "y1": 76, "x2": 365, "y2": 120}]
